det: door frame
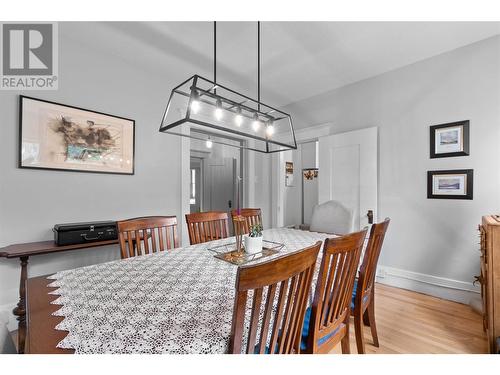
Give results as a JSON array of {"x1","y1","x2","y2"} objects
[
  {"x1": 180, "y1": 126, "x2": 255, "y2": 245},
  {"x1": 189, "y1": 156, "x2": 203, "y2": 213},
  {"x1": 271, "y1": 123, "x2": 333, "y2": 228},
  {"x1": 272, "y1": 123, "x2": 379, "y2": 229}
]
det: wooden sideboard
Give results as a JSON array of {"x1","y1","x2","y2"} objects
[
  {"x1": 478, "y1": 215, "x2": 500, "y2": 353},
  {"x1": 0, "y1": 239, "x2": 120, "y2": 353}
]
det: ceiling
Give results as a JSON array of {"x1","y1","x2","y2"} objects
[{"x1": 62, "y1": 22, "x2": 500, "y2": 107}]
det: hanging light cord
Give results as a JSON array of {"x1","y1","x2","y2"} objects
[
  {"x1": 214, "y1": 21, "x2": 217, "y2": 94},
  {"x1": 257, "y1": 21, "x2": 260, "y2": 112}
]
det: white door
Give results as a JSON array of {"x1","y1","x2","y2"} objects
[
  {"x1": 318, "y1": 127, "x2": 378, "y2": 230},
  {"x1": 203, "y1": 157, "x2": 236, "y2": 212}
]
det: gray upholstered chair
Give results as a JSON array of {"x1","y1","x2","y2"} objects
[
  {"x1": 0, "y1": 314, "x2": 16, "y2": 354},
  {"x1": 309, "y1": 200, "x2": 355, "y2": 235}
]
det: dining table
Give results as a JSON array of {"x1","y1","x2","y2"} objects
[{"x1": 25, "y1": 228, "x2": 333, "y2": 354}]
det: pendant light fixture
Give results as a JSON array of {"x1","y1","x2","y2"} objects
[{"x1": 159, "y1": 22, "x2": 296, "y2": 153}]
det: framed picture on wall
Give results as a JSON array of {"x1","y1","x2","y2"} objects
[
  {"x1": 19, "y1": 96, "x2": 135, "y2": 175},
  {"x1": 427, "y1": 169, "x2": 473, "y2": 200},
  {"x1": 429, "y1": 120, "x2": 469, "y2": 158}
]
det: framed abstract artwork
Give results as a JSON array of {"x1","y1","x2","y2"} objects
[
  {"x1": 430, "y1": 120, "x2": 469, "y2": 158},
  {"x1": 427, "y1": 169, "x2": 473, "y2": 200},
  {"x1": 19, "y1": 96, "x2": 135, "y2": 175}
]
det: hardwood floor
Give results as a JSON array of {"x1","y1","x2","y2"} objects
[
  {"x1": 329, "y1": 283, "x2": 488, "y2": 354},
  {"x1": 10, "y1": 283, "x2": 488, "y2": 354}
]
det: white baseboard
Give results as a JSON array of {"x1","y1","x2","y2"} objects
[{"x1": 376, "y1": 265, "x2": 480, "y2": 305}]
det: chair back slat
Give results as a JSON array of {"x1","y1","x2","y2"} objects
[
  {"x1": 257, "y1": 283, "x2": 277, "y2": 354},
  {"x1": 142, "y1": 229, "x2": 150, "y2": 254},
  {"x1": 246, "y1": 288, "x2": 263, "y2": 354},
  {"x1": 151, "y1": 228, "x2": 157, "y2": 251},
  {"x1": 305, "y1": 229, "x2": 367, "y2": 353},
  {"x1": 231, "y1": 208, "x2": 262, "y2": 235},
  {"x1": 229, "y1": 241, "x2": 322, "y2": 354},
  {"x1": 358, "y1": 218, "x2": 390, "y2": 305},
  {"x1": 185, "y1": 211, "x2": 230, "y2": 245},
  {"x1": 117, "y1": 216, "x2": 179, "y2": 259}
]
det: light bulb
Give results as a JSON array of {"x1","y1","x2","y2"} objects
[
  {"x1": 266, "y1": 121, "x2": 275, "y2": 137},
  {"x1": 235, "y1": 114, "x2": 243, "y2": 126},
  {"x1": 191, "y1": 100, "x2": 200, "y2": 114},
  {"x1": 190, "y1": 89, "x2": 200, "y2": 114},
  {"x1": 252, "y1": 113, "x2": 260, "y2": 131},
  {"x1": 235, "y1": 107, "x2": 243, "y2": 127},
  {"x1": 214, "y1": 99, "x2": 223, "y2": 121},
  {"x1": 206, "y1": 138, "x2": 213, "y2": 148}
]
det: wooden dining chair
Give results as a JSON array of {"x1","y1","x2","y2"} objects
[
  {"x1": 228, "y1": 241, "x2": 322, "y2": 354},
  {"x1": 301, "y1": 228, "x2": 368, "y2": 354},
  {"x1": 117, "y1": 216, "x2": 179, "y2": 259},
  {"x1": 352, "y1": 218, "x2": 390, "y2": 354},
  {"x1": 185, "y1": 211, "x2": 230, "y2": 245},
  {"x1": 231, "y1": 208, "x2": 262, "y2": 235}
]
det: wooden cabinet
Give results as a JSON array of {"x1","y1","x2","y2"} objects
[{"x1": 479, "y1": 215, "x2": 500, "y2": 353}]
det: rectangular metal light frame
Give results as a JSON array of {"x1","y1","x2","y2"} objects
[{"x1": 159, "y1": 74, "x2": 297, "y2": 153}]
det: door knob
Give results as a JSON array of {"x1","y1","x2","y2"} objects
[
  {"x1": 367, "y1": 210, "x2": 374, "y2": 224},
  {"x1": 228, "y1": 200, "x2": 232, "y2": 208}
]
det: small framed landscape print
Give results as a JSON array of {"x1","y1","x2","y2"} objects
[
  {"x1": 430, "y1": 120, "x2": 469, "y2": 158},
  {"x1": 427, "y1": 169, "x2": 473, "y2": 200},
  {"x1": 19, "y1": 96, "x2": 135, "y2": 175}
]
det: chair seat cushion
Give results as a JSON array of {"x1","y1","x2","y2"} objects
[
  {"x1": 253, "y1": 344, "x2": 272, "y2": 354},
  {"x1": 253, "y1": 306, "x2": 343, "y2": 353},
  {"x1": 351, "y1": 279, "x2": 370, "y2": 310},
  {"x1": 351, "y1": 279, "x2": 358, "y2": 310},
  {"x1": 300, "y1": 307, "x2": 340, "y2": 351}
]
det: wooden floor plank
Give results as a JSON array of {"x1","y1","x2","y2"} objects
[
  {"x1": 17, "y1": 280, "x2": 487, "y2": 354},
  {"x1": 329, "y1": 283, "x2": 488, "y2": 354}
]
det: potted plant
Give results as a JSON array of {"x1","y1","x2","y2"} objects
[{"x1": 244, "y1": 224, "x2": 263, "y2": 254}]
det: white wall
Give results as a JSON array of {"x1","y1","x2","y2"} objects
[
  {"x1": 283, "y1": 150, "x2": 301, "y2": 227},
  {"x1": 253, "y1": 152, "x2": 272, "y2": 229},
  {"x1": 0, "y1": 23, "x2": 270, "y2": 330},
  {"x1": 283, "y1": 142, "x2": 318, "y2": 227},
  {"x1": 301, "y1": 142, "x2": 319, "y2": 225},
  {"x1": 282, "y1": 35, "x2": 500, "y2": 303},
  {"x1": 0, "y1": 25, "x2": 183, "y2": 329}
]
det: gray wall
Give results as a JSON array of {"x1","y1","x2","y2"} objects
[
  {"x1": 253, "y1": 152, "x2": 272, "y2": 229},
  {"x1": 283, "y1": 142, "x2": 318, "y2": 227},
  {"x1": 1, "y1": 24, "x2": 498, "y2": 327},
  {"x1": 283, "y1": 149, "x2": 301, "y2": 227},
  {"x1": 0, "y1": 23, "x2": 275, "y2": 328},
  {"x1": 282, "y1": 36, "x2": 500, "y2": 289},
  {"x1": 0, "y1": 24, "x2": 183, "y2": 327}
]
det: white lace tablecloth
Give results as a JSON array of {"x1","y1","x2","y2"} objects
[{"x1": 47, "y1": 228, "x2": 331, "y2": 354}]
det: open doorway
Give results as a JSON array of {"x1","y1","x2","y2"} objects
[
  {"x1": 276, "y1": 125, "x2": 378, "y2": 231},
  {"x1": 190, "y1": 130, "x2": 244, "y2": 223},
  {"x1": 282, "y1": 140, "x2": 319, "y2": 228}
]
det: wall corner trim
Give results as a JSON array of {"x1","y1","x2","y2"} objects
[{"x1": 376, "y1": 265, "x2": 480, "y2": 305}]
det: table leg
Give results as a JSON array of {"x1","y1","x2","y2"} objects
[{"x1": 12, "y1": 256, "x2": 28, "y2": 354}]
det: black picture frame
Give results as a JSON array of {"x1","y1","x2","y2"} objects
[
  {"x1": 19, "y1": 95, "x2": 135, "y2": 175},
  {"x1": 430, "y1": 120, "x2": 469, "y2": 158},
  {"x1": 427, "y1": 169, "x2": 473, "y2": 200}
]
